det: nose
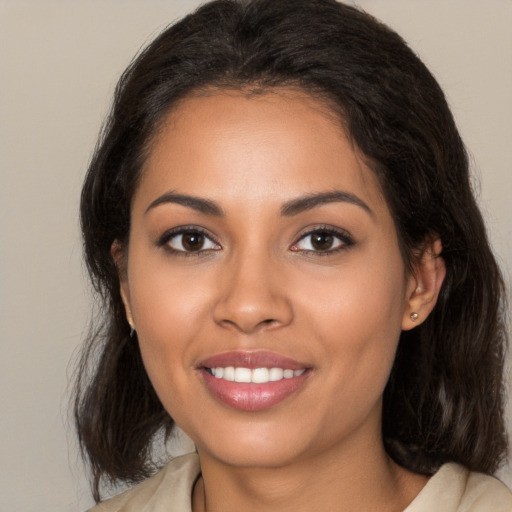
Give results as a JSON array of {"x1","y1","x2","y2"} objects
[{"x1": 212, "y1": 251, "x2": 293, "y2": 334}]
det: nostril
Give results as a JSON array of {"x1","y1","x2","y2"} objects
[{"x1": 212, "y1": 285, "x2": 294, "y2": 333}]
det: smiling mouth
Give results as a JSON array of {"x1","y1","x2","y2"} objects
[
  {"x1": 205, "y1": 366, "x2": 306, "y2": 383},
  {"x1": 198, "y1": 351, "x2": 311, "y2": 411}
]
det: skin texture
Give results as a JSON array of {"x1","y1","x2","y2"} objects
[{"x1": 116, "y1": 89, "x2": 445, "y2": 512}]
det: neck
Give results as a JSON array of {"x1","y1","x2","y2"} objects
[{"x1": 192, "y1": 430, "x2": 428, "y2": 512}]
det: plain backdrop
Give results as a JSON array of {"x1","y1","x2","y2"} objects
[{"x1": 0, "y1": 1, "x2": 511, "y2": 510}]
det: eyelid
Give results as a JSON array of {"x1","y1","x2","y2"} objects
[
  {"x1": 155, "y1": 224, "x2": 353, "y2": 255},
  {"x1": 156, "y1": 225, "x2": 221, "y2": 253},
  {"x1": 290, "y1": 225, "x2": 354, "y2": 253}
]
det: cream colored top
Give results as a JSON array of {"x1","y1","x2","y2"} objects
[{"x1": 89, "y1": 453, "x2": 512, "y2": 511}]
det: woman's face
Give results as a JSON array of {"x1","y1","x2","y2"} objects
[{"x1": 120, "y1": 89, "x2": 421, "y2": 469}]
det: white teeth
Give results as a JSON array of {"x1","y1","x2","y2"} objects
[
  {"x1": 269, "y1": 367, "x2": 283, "y2": 381},
  {"x1": 209, "y1": 366, "x2": 305, "y2": 384},
  {"x1": 223, "y1": 366, "x2": 235, "y2": 381},
  {"x1": 234, "y1": 367, "x2": 252, "y2": 383},
  {"x1": 252, "y1": 368, "x2": 269, "y2": 383}
]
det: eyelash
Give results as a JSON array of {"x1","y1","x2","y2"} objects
[
  {"x1": 290, "y1": 226, "x2": 354, "y2": 255},
  {"x1": 157, "y1": 226, "x2": 221, "y2": 257},
  {"x1": 156, "y1": 225, "x2": 354, "y2": 256}
]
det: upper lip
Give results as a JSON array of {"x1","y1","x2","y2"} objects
[{"x1": 199, "y1": 351, "x2": 308, "y2": 370}]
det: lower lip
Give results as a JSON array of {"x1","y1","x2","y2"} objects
[{"x1": 200, "y1": 369, "x2": 310, "y2": 411}]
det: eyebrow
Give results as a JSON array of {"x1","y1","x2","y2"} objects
[
  {"x1": 145, "y1": 190, "x2": 372, "y2": 218},
  {"x1": 145, "y1": 191, "x2": 224, "y2": 216},
  {"x1": 281, "y1": 191, "x2": 373, "y2": 217}
]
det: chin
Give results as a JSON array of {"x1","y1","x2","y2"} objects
[
  {"x1": 189, "y1": 416, "x2": 326, "y2": 469},
  {"x1": 201, "y1": 441, "x2": 304, "y2": 469}
]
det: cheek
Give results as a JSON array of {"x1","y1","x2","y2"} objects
[
  {"x1": 296, "y1": 249, "x2": 406, "y2": 386},
  {"x1": 126, "y1": 253, "x2": 214, "y2": 403},
  {"x1": 128, "y1": 244, "x2": 214, "y2": 336},
  {"x1": 298, "y1": 249, "x2": 406, "y2": 336}
]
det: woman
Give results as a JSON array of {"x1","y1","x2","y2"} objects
[{"x1": 75, "y1": 0, "x2": 511, "y2": 510}]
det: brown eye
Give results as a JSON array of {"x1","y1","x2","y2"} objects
[
  {"x1": 291, "y1": 228, "x2": 352, "y2": 253},
  {"x1": 166, "y1": 230, "x2": 220, "y2": 253},
  {"x1": 182, "y1": 232, "x2": 205, "y2": 251},
  {"x1": 310, "y1": 232, "x2": 334, "y2": 251}
]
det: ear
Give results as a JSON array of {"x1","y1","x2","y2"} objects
[
  {"x1": 111, "y1": 240, "x2": 135, "y2": 331},
  {"x1": 402, "y1": 237, "x2": 446, "y2": 331}
]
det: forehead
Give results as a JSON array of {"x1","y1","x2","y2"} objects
[{"x1": 136, "y1": 88, "x2": 387, "y2": 215}]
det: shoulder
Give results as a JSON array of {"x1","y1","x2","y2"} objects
[
  {"x1": 87, "y1": 452, "x2": 200, "y2": 512},
  {"x1": 406, "y1": 463, "x2": 512, "y2": 512},
  {"x1": 462, "y1": 469, "x2": 512, "y2": 512}
]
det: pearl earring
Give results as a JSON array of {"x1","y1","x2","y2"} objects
[{"x1": 410, "y1": 312, "x2": 419, "y2": 321}]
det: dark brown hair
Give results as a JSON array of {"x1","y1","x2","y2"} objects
[{"x1": 76, "y1": 0, "x2": 508, "y2": 501}]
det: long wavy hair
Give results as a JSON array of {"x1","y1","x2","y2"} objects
[{"x1": 75, "y1": 0, "x2": 508, "y2": 502}]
